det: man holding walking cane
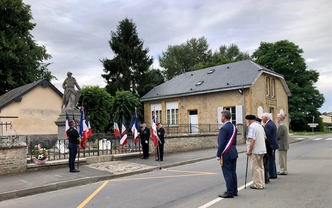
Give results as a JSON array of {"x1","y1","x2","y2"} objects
[
  {"x1": 245, "y1": 115, "x2": 266, "y2": 190},
  {"x1": 216, "y1": 110, "x2": 238, "y2": 198}
]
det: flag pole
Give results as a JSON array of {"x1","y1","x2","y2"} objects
[
  {"x1": 77, "y1": 146, "x2": 80, "y2": 170},
  {"x1": 156, "y1": 143, "x2": 162, "y2": 169}
]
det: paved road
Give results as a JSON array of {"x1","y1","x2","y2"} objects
[{"x1": 0, "y1": 135, "x2": 331, "y2": 208}]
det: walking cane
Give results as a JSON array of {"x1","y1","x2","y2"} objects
[
  {"x1": 245, "y1": 155, "x2": 248, "y2": 189},
  {"x1": 77, "y1": 146, "x2": 80, "y2": 170}
]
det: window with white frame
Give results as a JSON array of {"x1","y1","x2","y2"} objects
[
  {"x1": 218, "y1": 106, "x2": 243, "y2": 128},
  {"x1": 166, "y1": 101, "x2": 178, "y2": 125},
  {"x1": 271, "y1": 78, "x2": 276, "y2": 97},
  {"x1": 266, "y1": 77, "x2": 270, "y2": 96},
  {"x1": 151, "y1": 103, "x2": 161, "y2": 123}
]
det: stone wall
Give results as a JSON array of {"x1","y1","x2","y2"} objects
[
  {"x1": 150, "y1": 132, "x2": 244, "y2": 154},
  {"x1": 0, "y1": 142, "x2": 27, "y2": 175}
]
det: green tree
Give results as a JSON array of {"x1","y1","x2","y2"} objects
[
  {"x1": 78, "y1": 86, "x2": 112, "y2": 133},
  {"x1": 110, "y1": 91, "x2": 141, "y2": 128},
  {"x1": 101, "y1": 18, "x2": 153, "y2": 97},
  {"x1": 0, "y1": 0, "x2": 53, "y2": 95},
  {"x1": 159, "y1": 37, "x2": 212, "y2": 80},
  {"x1": 137, "y1": 68, "x2": 164, "y2": 98},
  {"x1": 252, "y1": 40, "x2": 325, "y2": 131},
  {"x1": 191, "y1": 44, "x2": 249, "y2": 71},
  {"x1": 212, "y1": 44, "x2": 249, "y2": 64}
]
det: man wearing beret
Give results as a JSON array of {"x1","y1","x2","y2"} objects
[
  {"x1": 245, "y1": 115, "x2": 266, "y2": 190},
  {"x1": 67, "y1": 120, "x2": 81, "y2": 173},
  {"x1": 156, "y1": 122, "x2": 165, "y2": 161}
]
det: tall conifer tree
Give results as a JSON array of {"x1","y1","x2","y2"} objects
[{"x1": 101, "y1": 18, "x2": 153, "y2": 97}]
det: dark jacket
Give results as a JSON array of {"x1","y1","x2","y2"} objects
[
  {"x1": 140, "y1": 127, "x2": 150, "y2": 144},
  {"x1": 262, "y1": 125, "x2": 273, "y2": 154},
  {"x1": 157, "y1": 127, "x2": 165, "y2": 144},
  {"x1": 265, "y1": 120, "x2": 279, "y2": 150},
  {"x1": 67, "y1": 127, "x2": 80, "y2": 144},
  {"x1": 216, "y1": 122, "x2": 238, "y2": 160}
]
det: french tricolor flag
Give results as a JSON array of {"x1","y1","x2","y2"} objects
[
  {"x1": 120, "y1": 115, "x2": 127, "y2": 145},
  {"x1": 114, "y1": 118, "x2": 120, "y2": 137},
  {"x1": 65, "y1": 112, "x2": 70, "y2": 138}
]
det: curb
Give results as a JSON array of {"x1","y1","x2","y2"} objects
[{"x1": 0, "y1": 138, "x2": 301, "y2": 201}]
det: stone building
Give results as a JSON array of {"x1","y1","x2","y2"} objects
[
  {"x1": 141, "y1": 60, "x2": 291, "y2": 140},
  {"x1": 0, "y1": 79, "x2": 63, "y2": 136}
]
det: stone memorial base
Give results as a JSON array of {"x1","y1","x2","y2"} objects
[{"x1": 54, "y1": 108, "x2": 81, "y2": 140}]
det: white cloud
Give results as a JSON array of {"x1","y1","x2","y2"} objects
[{"x1": 23, "y1": 0, "x2": 332, "y2": 112}]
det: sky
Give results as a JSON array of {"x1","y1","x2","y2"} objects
[{"x1": 23, "y1": 0, "x2": 332, "y2": 112}]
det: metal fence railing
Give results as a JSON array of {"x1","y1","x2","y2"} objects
[
  {"x1": 25, "y1": 124, "x2": 229, "y2": 163},
  {"x1": 26, "y1": 133, "x2": 141, "y2": 163}
]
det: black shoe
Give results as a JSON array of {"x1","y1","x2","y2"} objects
[
  {"x1": 218, "y1": 192, "x2": 234, "y2": 198},
  {"x1": 265, "y1": 180, "x2": 270, "y2": 184},
  {"x1": 277, "y1": 172, "x2": 287, "y2": 175},
  {"x1": 234, "y1": 193, "x2": 238, "y2": 196},
  {"x1": 250, "y1": 185, "x2": 263, "y2": 190},
  {"x1": 70, "y1": 169, "x2": 80, "y2": 173},
  {"x1": 269, "y1": 176, "x2": 277, "y2": 179}
]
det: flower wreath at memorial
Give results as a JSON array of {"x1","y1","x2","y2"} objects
[{"x1": 32, "y1": 144, "x2": 48, "y2": 163}]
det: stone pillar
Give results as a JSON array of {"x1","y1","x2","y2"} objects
[
  {"x1": 54, "y1": 109, "x2": 81, "y2": 140},
  {"x1": 0, "y1": 142, "x2": 27, "y2": 175}
]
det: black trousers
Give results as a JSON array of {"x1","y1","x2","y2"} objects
[
  {"x1": 142, "y1": 142, "x2": 149, "y2": 158},
  {"x1": 68, "y1": 143, "x2": 78, "y2": 171},
  {"x1": 222, "y1": 159, "x2": 238, "y2": 195},
  {"x1": 156, "y1": 143, "x2": 164, "y2": 161},
  {"x1": 263, "y1": 154, "x2": 269, "y2": 182}
]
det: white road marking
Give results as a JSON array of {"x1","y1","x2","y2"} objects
[
  {"x1": 54, "y1": 175, "x2": 63, "y2": 177},
  {"x1": 20, "y1": 180, "x2": 28, "y2": 183},
  {"x1": 296, "y1": 138, "x2": 305, "y2": 141},
  {"x1": 313, "y1": 138, "x2": 322, "y2": 140},
  {"x1": 326, "y1": 138, "x2": 332, "y2": 140},
  {"x1": 198, "y1": 181, "x2": 253, "y2": 208}
]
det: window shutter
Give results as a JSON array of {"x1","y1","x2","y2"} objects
[
  {"x1": 217, "y1": 107, "x2": 223, "y2": 129},
  {"x1": 236, "y1": 105, "x2": 243, "y2": 124}
]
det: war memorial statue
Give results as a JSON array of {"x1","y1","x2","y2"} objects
[{"x1": 61, "y1": 72, "x2": 81, "y2": 109}]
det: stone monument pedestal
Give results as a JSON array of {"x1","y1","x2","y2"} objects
[{"x1": 55, "y1": 108, "x2": 81, "y2": 140}]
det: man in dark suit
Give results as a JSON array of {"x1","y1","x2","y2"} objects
[
  {"x1": 216, "y1": 110, "x2": 238, "y2": 198},
  {"x1": 156, "y1": 122, "x2": 165, "y2": 161},
  {"x1": 256, "y1": 117, "x2": 273, "y2": 183},
  {"x1": 140, "y1": 122, "x2": 150, "y2": 159},
  {"x1": 262, "y1": 113, "x2": 279, "y2": 179}
]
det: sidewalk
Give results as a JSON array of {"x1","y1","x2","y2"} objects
[{"x1": 0, "y1": 136, "x2": 301, "y2": 201}]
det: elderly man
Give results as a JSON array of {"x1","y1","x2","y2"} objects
[
  {"x1": 261, "y1": 112, "x2": 279, "y2": 179},
  {"x1": 246, "y1": 115, "x2": 266, "y2": 190},
  {"x1": 277, "y1": 113, "x2": 289, "y2": 175}
]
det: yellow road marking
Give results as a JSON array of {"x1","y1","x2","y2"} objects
[
  {"x1": 77, "y1": 169, "x2": 216, "y2": 207},
  {"x1": 77, "y1": 180, "x2": 109, "y2": 208}
]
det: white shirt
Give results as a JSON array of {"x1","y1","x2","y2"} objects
[{"x1": 247, "y1": 122, "x2": 266, "y2": 154}]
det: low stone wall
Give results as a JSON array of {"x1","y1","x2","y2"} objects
[
  {"x1": 150, "y1": 132, "x2": 244, "y2": 154},
  {"x1": 0, "y1": 142, "x2": 27, "y2": 175}
]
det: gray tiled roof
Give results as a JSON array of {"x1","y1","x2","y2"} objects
[
  {"x1": 141, "y1": 60, "x2": 291, "y2": 101},
  {"x1": 0, "y1": 79, "x2": 63, "y2": 110}
]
